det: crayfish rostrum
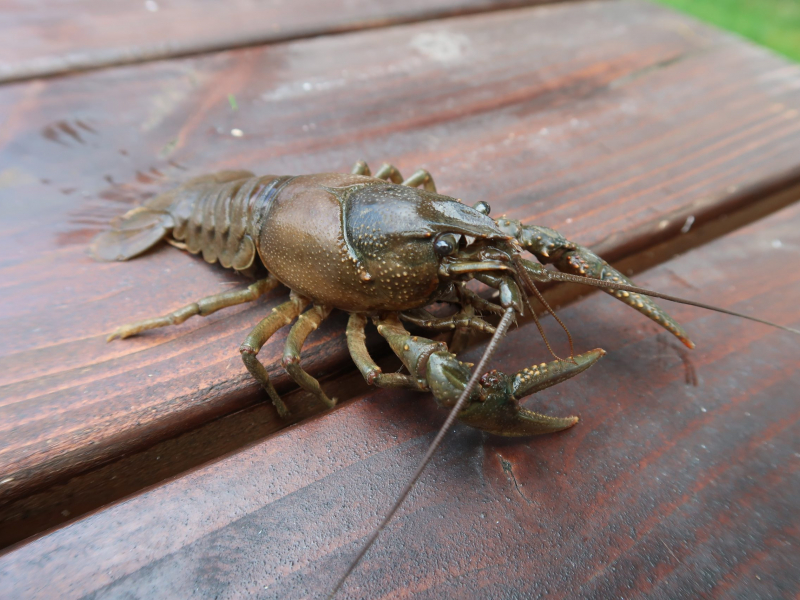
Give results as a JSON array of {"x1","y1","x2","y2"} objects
[{"x1": 91, "y1": 160, "x2": 731, "y2": 436}]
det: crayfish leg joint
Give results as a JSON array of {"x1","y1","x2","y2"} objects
[
  {"x1": 281, "y1": 355, "x2": 300, "y2": 367},
  {"x1": 366, "y1": 369, "x2": 382, "y2": 385}
]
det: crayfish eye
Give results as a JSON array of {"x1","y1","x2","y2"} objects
[
  {"x1": 433, "y1": 233, "x2": 459, "y2": 257},
  {"x1": 473, "y1": 201, "x2": 491, "y2": 216}
]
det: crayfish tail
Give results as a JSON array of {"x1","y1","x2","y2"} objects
[
  {"x1": 90, "y1": 170, "x2": 259, "y2": 264},
  {"x1": 90, "y1": 204, "x2": 175, "y2": 261}
]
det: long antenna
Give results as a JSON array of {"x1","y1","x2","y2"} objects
[
  {"x1": 542, "y1": 271, "x2": 800, "y2": 335},
  {"x1": 514, "y1": 254, "x2": 575, "y2": 360},
  {"x1": 328, "y1": 307, "x2": 517, "y2": 598},
  {"x1": 511, "y1": 270, "x2": 563, "y2": 362}
]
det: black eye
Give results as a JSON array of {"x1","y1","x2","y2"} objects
[
  {"x1": 433, "y1": 233, "x2": 459, "y2": 257},
  {"x1": 473, "y1": 201, "x2": 491, "y2": 216}
]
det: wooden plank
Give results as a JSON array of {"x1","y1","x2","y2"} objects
[
  {"x1": 2, "y1": 0, "x2": 800, "y2": 539},
  {"x1": 0, "y1": 0, "x2": 554, "y2": 83},
  {"x1": 2, "y1": 185, "x2": 798, "y2": 599}
]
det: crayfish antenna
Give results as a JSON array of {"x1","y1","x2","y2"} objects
[
  {"x1": 541, "y1": 270, "x2": 800, "y2": 337},
  {"x1": 327, "y1": 307, "x2": 517, "y2": 599},
  {"x1": 513, "y1": 254, "x2": 576, "y2": 362}
]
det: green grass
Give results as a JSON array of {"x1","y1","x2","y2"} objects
[{"x1": 653, "y1": 0, "x2": 800, "y2": 62}]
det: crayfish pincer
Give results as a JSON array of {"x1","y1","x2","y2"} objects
[{"x1": 92, "y1": 160, "x2": 792, "y2": 436}]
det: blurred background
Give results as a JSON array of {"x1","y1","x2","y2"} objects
[
  {"x1": 2, "y1": 0, "x2": 798, "y2": 83},
  {"x1": 655, "y1": 0, "x2": 800, "y2": 62}
]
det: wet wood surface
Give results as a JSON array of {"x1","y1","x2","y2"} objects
[
  {"x1": 0, "y1": 0, "x2": 799, "y2": 573},
  {"x1": 3, "y1": 188, "x2": 798, "y2": 600},
  {"x1": 0, "y1": 0, "x2": 556, "y2": 83},
  {"x1": 3, "y1": 0, "x2": 800, "y2": 541}
]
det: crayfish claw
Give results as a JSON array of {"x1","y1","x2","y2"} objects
[
  {"x1": 455, "y1": 370, "x2": 579, "y2": 437},
  {"x1": 511, "y1": 348, "x2": 606, "y2": 400},
  {"x1": 499, "y1": 220, "x2": 694, "y2": 348},
  {"x1": 458, "y1": 348, "x2": 603, "y2": 436},
  {"x1": 423, "y1": 348, "x2": 604, "y2": 437},
  {"x1": 426, "y1": 351, "x2": 481, "y2": 407}
]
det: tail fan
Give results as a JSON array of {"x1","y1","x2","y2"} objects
[
  {"x1": 90, "y1": 170, "x2": 254, "y2": 262},
  {"x1": 90, "y1": 200, "x2": 176, "y2": 261}
]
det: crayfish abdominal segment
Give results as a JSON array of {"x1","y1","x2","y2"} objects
[{"x1": 93, "y1": 160, "x2": 698, "y2": 437}]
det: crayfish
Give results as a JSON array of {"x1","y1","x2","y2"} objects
[{"x1": 91, "y1": 160, "x2": 715, "y2": 435}]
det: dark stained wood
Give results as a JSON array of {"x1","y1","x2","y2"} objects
[
  {"x1": 3, "y1": 189, "x2": 798, "y2": 599},
  {"x1": 2, "y1": 0, "x2": 800, "y2": 542},
  {"x1": 0, "y1": 0, "x2": 557, "y2": 83}
]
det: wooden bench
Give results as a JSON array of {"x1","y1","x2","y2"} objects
[{"x1": 1, "y1": 0, "x2": 799, "y2": 596}]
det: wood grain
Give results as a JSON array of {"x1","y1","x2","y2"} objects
[
  {"x1": 3, "y1": 183, "x2": 798, "y2": 600},
  {"x1": 0, "y1": 0, "x2": 557, "y2": 83},
  {"x1": 2, "y1": 0, "x2": 800, "y2": 539}
]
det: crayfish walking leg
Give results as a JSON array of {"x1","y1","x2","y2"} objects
[
  {"x1": 239, "y1": 293, "x2": 309, "y2": 417},
  {"x1": 351, "y1": 160, "x2": 437, "y2": 192},
  {"x1": 240, "y1": 295, "x2": 341, "y2": 416},
  {"x1": 346, "y1": 313, "x2": 429, "y2": 391},
  {"x1": 106, "y1": 275, "x2": 279, "y2": 341},
  {"x1": 282, "y1": 305, "x2": 337, "y2": 408}
]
